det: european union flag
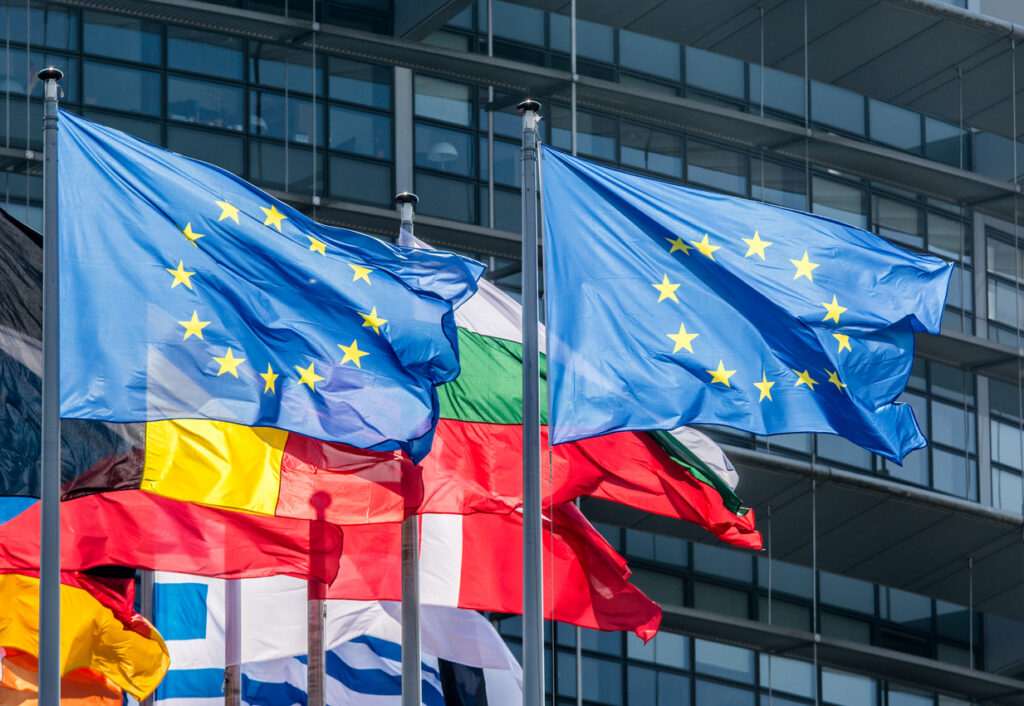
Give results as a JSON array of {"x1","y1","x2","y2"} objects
[
  {"x1": 541, "y1": 146, "x2": 953, "y2": 462},
  {"x1": 58, "y1": 111, "x2": 483, "y2": 461}
]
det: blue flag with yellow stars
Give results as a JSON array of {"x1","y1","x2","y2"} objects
[
  {"x1": 541, "y1": 145, "x2": 953, "y2": 463},
  {"x1": 57, "y1": 111, "x2": 483, "y2": 462}
]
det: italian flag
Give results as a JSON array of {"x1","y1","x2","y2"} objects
[{"x1": 419, "y1": 241, "x2": 762, "y2": 550}]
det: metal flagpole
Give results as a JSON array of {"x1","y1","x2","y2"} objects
[
  {"x1": 140, "y1": 571, "x2": 156, "y2": 706},
  {"x1": 307, "y1": 582, "x2": 325, "y2": 706},
  {"x1": 395, "y1": 191, "x2": 421, "y2": 706},
  {"x1": 224, "y1": 580, "x2": 242, "y2": 706},
  {"x1": 38, "y1": 65, "x2": 63, "y2": 706},
  {"x1": 518, "y1": 98, "x2": 543, "y2": 706}
]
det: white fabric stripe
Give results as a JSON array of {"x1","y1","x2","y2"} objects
[
  {"x1": 418, "y1": 513, "x2": 464, "y2": 608},
  {"x1": 668, "y1": 426, "x2": 740, "y2": 490}
]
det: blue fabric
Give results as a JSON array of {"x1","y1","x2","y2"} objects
[
  {"x1": 154, "y1": 668, "x2": 225, "y2": 700},
  {"x1": 57, "y1": 111, "x2": 483, "y2": 461},
  {"x1": 242, "y1": 671, "x2": 307, "y2": 706},
  {"x1": 0, "y1": 497, "x2": 35, "y2": 524},
  {"x1": 347, "y1": 635, "x2": 443, "y2": 680},
  {"x1": 153, "y1": 582, "x2": 209, "y2": 640},
  {"x1": 541, "y1": 145, "x2": 953, "y2": 462}
]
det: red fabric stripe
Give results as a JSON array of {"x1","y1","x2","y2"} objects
[
  {"x1": 422, "y1": 419, "x2": 762, "y2": 549},
  {"x1": 0, "y1": 491, "x2": 342, "y2": 583}
]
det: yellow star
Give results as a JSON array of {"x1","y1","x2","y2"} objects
[
  {"x1": 833, "y1": 333, "x2": 851, "y2": 353},
  {"x1": 652, "y1": 274, "x2": 681, "y2": 303},
  {"x1": 791, "y1": 251, "x2": 819, "y2": 282},
  {"x1": 215, "y1": 200, "x2": 240, "y2": 223},
  {"x1": 689, "y1": 233, "x2": 720, "y2": 261},
  {"x1": 178, "y1": 310, "x2": 210, "y2": 341},
  {"x1": 742, "y1": 231, "x2": 772, "y2": 260},
  {"x1": 182, "y1": 222, "x2": 205, "y2": 246},
  {"x1": 667, "y1": 322, "x2": 699, "y2": 354},
  {"x1": 360, "y1": 307, "x2": 388, "y2": 335},
  {"x1": 338, "y1": 339, "x2": 370, "y2": 368},
  {"x1": 350, "y1": 264, "x2": 372, "y2": 284},
  {"x1": 793, "y1": 369, "x2": 818, "y2": 391},
  {"x1": 166, "y1": 260, "x2": 195, "y2": 289},
  {"x1": 213, "y1": 347, "x2": 245, "y2": 378},
  {"x1": 706, "y1": 360, "x2": 736, "y2": 387},
  {"x1": 821, "y1": 295, "x2": 847, "y2": 324},
  {"x1": 308, "y1": 236, "x2": 326, "y2": 255},
  {"x1": 826, "y1": 369, "x2": 846, "y2": 390},
  {"x1": 295, "y1": 361, "x2": 325, "y2": 391},
  {"x1": 665, "y1": 237, "x2": 692, "y2": 255},
  {"x1": 260, "y1": 363, "x2": 279, "y2": 393},
  {"x1": 261, "y1": 204, "x2": 288, "y2": 232},
  {"x1": 754, "y1": 372, "x2": 775, "y2": 402}
]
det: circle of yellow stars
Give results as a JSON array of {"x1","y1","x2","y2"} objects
[
  {"x1": 656, "y1": 228, "x2": 854, "y2": 403},
  {"x1": 167, "y1": 197, "x2": 387, "y2": 396}
]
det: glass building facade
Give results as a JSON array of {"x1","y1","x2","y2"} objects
[{"x1": 3, "y1": 0, "x2": 1024, "y2": 703}]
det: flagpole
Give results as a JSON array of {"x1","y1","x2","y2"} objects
[
  {"x1": 224, "y1": 580, "x2": 241, "y2": 706},
  {"x1": 38, "y1": 66, "x2": 63, "y2": 706},
  {"x1": 308, "y1": 493, "x2": 329, "y2": 706},
  {"x1": 518, "y1": 98, "x2": 543, "y2": 706},
  {"x1": 395, "y1": 191, "x2": 422, "y2": 706}
]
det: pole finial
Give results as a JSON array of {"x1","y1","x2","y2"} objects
[
  {"x1": 517, "y1": 99, "x2": 542, "y2": 114},
  {"x1": 394, "y1": 192, "x2": 419, "y2": 205},
  {"x1": 37, "y1": 67, "x2": 63, "y2": 81}
]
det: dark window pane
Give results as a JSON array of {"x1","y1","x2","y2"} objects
[
  {"x1": 168, "y1": 76, "x2": 244, "y2": 132},
  {"x1": 627, "y1": 665, "x2": 656, "y2": 705},
  {"x1": 329, "y1": 105, "x2": 391, "y2": 159},
  {"x1": 621, "y1": 123, "x2": 683, "y2": 178},
  {"x1": 928, "y1": 212, "x2": 967, "y2": 262},
  {"x1": 581, "y1": 656, "x2": 622, "y2": 706},
  {"x1": 415, "y1": 123, "x2": 473, "y2": 176},
  {"x1": 820, "y1": 612, "x2": 872, "y2": 644},
  {"x1": 83, "y1": 62, "x2": 161, "y2": 116},
  {"x1": 811, "y1": 80, "x2": 864, "y2": 134},
  {"x1": 693, "y1": 542, "x2": 751, "y2": 581},
  {"x1": 167, "y1": 125, "x2": 243, "y2": 174},
  {"x1": 482, "y1": 138, "x2": 521, "y2": 187},
  {"x1": 756, "y1": 557, "x2": 813, "y2": 599},
  {"x1": 693, "y1": 582, "x2": 749, "y2": 619},
  {"x1": 925, "y1": 116, "x2": 965, "y2": 167},
  {"x1": 3, "y1": 4, "x2": 78, "y2": 50},
  {"x1": 869, "y1": 99, "x2": 921, "y2": 153},
  {"x1": 986, "y1": 233, "x2": 1024, "y2": 281},
  {"x1": 415, "y1": 75, "x2": 472, "y2": 126},
  {"x1": 81, "y1": 108, "x2": 161, "y2": 145},
  {"x1": 695, "y1": 680, "x2": 755, "y2": 706},
  {"x1": 550, "y1": 106, "x2": 616, "y2": 161},
  {"x1": 687, "y1": 140, "x2": 747, "y2": 195},
  {"x1": 549, "y1": 14, "x2": 614, "y2": 63},
  {"x1": 872, "y1": 195, "x2": 920, "y2": 248},
  {"x1": 758, "y1": 654, "x2": 814, "y2": 698},
  {"x1": 812, "y1": 176, "x2": 866, "y2": 229},
  {"x1": 932, "y1": 449, "x2": 976, "y2": 499},
  {"x1": 880, "y1": 586, "x2": 932, "y2": 630},
  {"x1": 83, "y1": 11, "x2": 161, "y2": 64},
  {"x1": 658, "y1": 673, "x2": 690, "y2": 706},
  {"x1": 695, "y1": 640, "x2": 754, "y2": 683},
  {"x1": 0, "y1": 97, "x2": 42, "y2": 149},
  {"x1": 491, "y1": 0, "x2": 543, "y2": 46},
  {"x1": 168, "y1": 27, "x2": 243, "y2": 80},
  {"x1": 751, "y1": 158, "x2": 806, "y2": 210},
  {"x1": 821, "y1": 668, "x2": 877, "y2": 706},
  {"x1": 685, "y1": 46, "x2": 744, "y2": 100},
  {"x1": 328, "y1": 57, "x2": 391, "y2": 109},
  {"x1": 816, "y1": 433, "x2": 872, "y2": 471},
  {"x1": 481, "y1": 186, "x2": 521, "y2": 232},
  {"x1": 0, "y1": 49, "x2": 78, "y2": 103},
  {"x1": 629, "y1": 568, "x2": 684, "y2": 606},
  {"x1": 249, "y1": 42, "x2": 322, "y2": 94},
  {"x1": 329, "y1": 155, "x2": 391, "y2": 206},
  {"x1": 248, "y1": 141, "x2": 323, "y2": 194},
  {"x1": 619, "y1": 29, "x2": 680, "y2": 81},
  {"x1": 250, "y1": 92, "x2": 322, "y2": 145},
  {"x1": 416, "y1": 172, "x2": 475, "y2": 223},
  {"x1": 819, "y1": 571, "x2": 874, "y2": 613}
]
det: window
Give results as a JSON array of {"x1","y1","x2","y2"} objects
[
  {"x1": 627, "y1": 631, "x2": 688, "y2": 670},
  {"x1": 83, "y1": 11, "x2": 161, "y2": 64},
  {"x1": 328, "y1": 57, "x2": 391, "y2": 110},
  {"x1": 549, "y1": 14, "x2": 614, "y2": 63},
  {"x1": 167, "y1": 126, "x2": 243, "y2": 174},
  {"x1": 927, "y1": 212, "x2": 968, "y2": 262},
  {"x1": 329, "y1": 106, "x2": 391, "y2": 159},
  {"x1": 415, "y1": 75, "x2": 472, "y2": 126},
  {"x1": 490, "y1": 0, "x2": 544, "y2": 46},
  {"x1": 416, "y1": 172, "x2": 476, "y2": 223},
  {"x1": 821, "y1": 668, "x2": 877, "y2": 706},
  {"x1": 581, "y1": 656, "x2": 623, "y2": 705},
  {"x1": 168, "y1": 76, "x2": 244, "y2": 132},
  {"x1": 415, "y1": 123, "x2": 473, "y2": 176},
  {"x1": 811, "y1": 80, "x2": 864, "y2": 134},
  {"x1": 248, "y1": 141, "x2": 323, "y2": 194},
  {"x1": 693, "y1": 543, "x2": 752, "y2": 581},
  {"x1": 621, "y1": 123, "x2": 683, "y2": 178},
  {"x1": 481, "y1": 138, "x2": 521, "y2": 187},
  {"x1": 751, "y1": 158, "x2": 806, "y2": 210},
  {"x1": 749, "y1": 65, "x2": 805, "y2": 117},
  {"x1": 925, "y1": 116, "x2": 964, "y2": 167},
  {"x1": 83, "y1": 62, "x2": 161, "y2": 117},
  {"x1": 249, "y1": 42, "x2": 322, "y2": 94},
  {"x1": 167, "y1": 28, "x2": 243, "y2": 80},
  {"x1": 819, "y1": 571, "x2": 874, "y2": 613},
  {"x1": 549, "y1": 106, "x2": 617, "y2": 161},
  {"x1": 250, "y1": 92, "x2": 321, "y2": 145},
  {"x1": 687, "y1": 140, "x2": 747, "y2": 195},
  {"x1": 812, "y1": 177, "x2": 866, "y2": 229},
  {"x1": 758, "y1": 655, "x2": 814, "y2": 699},
  {"x1": 329, "y1": 156, "x2": 391, "y2": 206},
  {"x1": 872, "y1": 195, "x2": 920, "y2": 249},
  {"x1": 3, "y1": 4, "x2": 78, "y2": 50},
  {"x1": 0, "y1": 50, "x2": 78, "y2": 103}
]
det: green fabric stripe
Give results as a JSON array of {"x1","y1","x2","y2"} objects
[
  {"x1": 438, "y1": 328, "x2": 548, "y2": 425},
  {"x1": 651, "y1": 430, "x2": 749, "y2": 516}
]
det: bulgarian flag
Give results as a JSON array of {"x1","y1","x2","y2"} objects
[{"x1": 419, "y1": 236, "x2": 761, "y2": 550}]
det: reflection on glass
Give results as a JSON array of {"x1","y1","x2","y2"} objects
[
  {"x1": 749, "y1": 65, "x2": 805, "y2": 116},
  {"x1": 812, "y1": 176, "x2": 866, "y2": 229},
  {"x1": 250, "y1": 92, "x2": 321, "y2": 145},
  {"x1": 621, "y1": 123, "x2": 682, "y2": 178},
  {"x1": 168, "y1": 76, "x2": 244, "y2": 131},
  {"x1": 329, "y1": 105, "x2": 391, "y2": 159},
  {"x1": 0, "y1": 49, "x2": 78, "y2": 103},
  {"x1": 415, "y1": 75, "x2": 472, "y2": 126},
  {"x1": 549, "y1": 13, "x2": 614, "y2": 63},
  {"x1": 167, "y1": 126, "x2": 243, "y2": 174},
  {"x1": 685, "y1": 46, "x2": 744, "y2": 100},
  {"x1": 869, "y1": 98, "x2": 921, "y2": 153},
  {"x1": 83, "y1": 61, "x2": 161, "y2": 116},
  {"x1": 415, "y1": 123, "x2": 473, "y2": 176},
  {"x1": 550, "y1": 106, "x2": 617, "y2": 161},
  {"x1": 687, "y1": 140, "x2": 747, "y2": 195},
  {"x1": 694, "y1": 639, "x2": 754, "y2": 683},
  {"x1": 872, "y1": 195, "x2": 920, "y2": 248},
  {"x1": 4, "y1": 4, "x2": 78, "y2": 50},
  {"x1": 416, "y1": 171, "x2": 475, "y2": 223},
  {"x1": 248, "y1": 141, "x2": 323, "y2": 194},
  {"x1": 751, "y1": 158, "x2": 806, "y2": 210},
  {"x1": 329, "y1": 155, "x2": 391, "y2": 206},
  {"x1": 811, "y1": 80, "x2": 865, "y2": 134},
  {"x1": 821, "y1": 668, "x2": 878, "y2": 706},
  {"x1": 84, "y1": 11, "x2": 161, "y2": 64},
  {"x1": 619, "y1": 29, "x2": 680, "y2": 81},
  {"x1": 249, "y1": 42, "x2": 322, "y2": 94},
  {"x1": 992, "y1": 466, "x2": 1023, "y2": 513},
  {"x1": 758, "y1": 654, "x2": 814, "y2": 698},
  {"x1": 582, "y1": 656, "x2": 623, "y2": 706},
  {"x1": 696, "y1": 679, "x2": 755, "y2": 706},
  {"x1": 168, "y1": 28, "x2": 243, "y2": 80},
  {"x1": 490, "y1": 0, "x2": 544, "y2": 46},
  {"x1": 328, "y1": 57, "x2": 391, "y2": 109}
]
